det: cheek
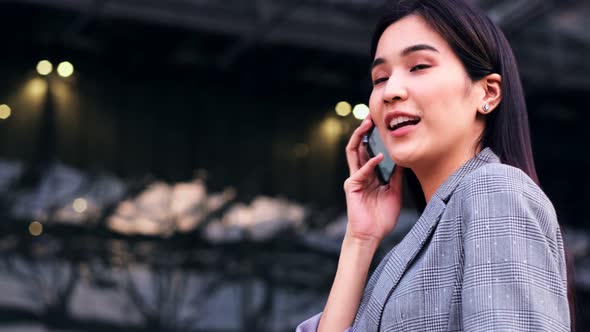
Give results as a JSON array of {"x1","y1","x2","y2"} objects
[
  {"x1": 368, "y1": 91, "x2": 381, "y2": 118},
  {"x1": 417, "y1": 76, "x2": 471, "y2": 129}
]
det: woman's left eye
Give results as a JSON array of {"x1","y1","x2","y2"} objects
[{"x1": 410, "y1": 64, "x2": 431, "y2": 72}]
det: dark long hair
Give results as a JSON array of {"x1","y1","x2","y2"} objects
[
  {"x1": 369, "y1": 1, "x2": 575, "y2": 328},
  {"x1": 371, "y1": 0, "x2": 538, "y2": 211}
]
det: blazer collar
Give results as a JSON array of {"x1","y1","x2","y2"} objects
[
  {"x1": 353, "y1": 147, "x2": 501, "y2": 331},
  {"x1": 433, "y1": 147, "x2": 500, "y2": 203}
]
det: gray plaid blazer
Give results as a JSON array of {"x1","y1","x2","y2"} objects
[{"x1": 351, "y1": 148, "x2": 570, "y2": 331}]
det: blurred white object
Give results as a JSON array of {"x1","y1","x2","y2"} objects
[
  {"x1": 135, "y1": 182, "x2": 173, "y2": 223},
  {"x1": 213, "y1": 196, "x2": 306, "y2": 241},
  {"x1": 170, "y1": 181, "x2": 206, "y2": 216},
  {"x1": 108, "y1": 180, "x2": 236, "y2": 236},
  {"x1": 223, "y1": 196, "x2": 305, "y2": 227},
  {"x1": 108, "y1": 182, "x2": 174, "y2": 236},
  {"x1": 172, "y1": 181, "x2": 207, "y2": 232}
]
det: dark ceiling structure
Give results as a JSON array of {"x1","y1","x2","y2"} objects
[{"x1": 11, "y1": 0, "x2": 590, "y2": 90}]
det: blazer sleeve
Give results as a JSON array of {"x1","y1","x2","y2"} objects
[
  {"x1": 460, "y1": 164, "x2": 570, "y2": 331},
  {"x1": 295, "y1": 313, "x2": 351, "y2": 332}
]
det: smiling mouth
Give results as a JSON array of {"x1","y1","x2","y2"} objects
[{"x1": 387, "y1": 116, "x2": 421, "y2": 131}]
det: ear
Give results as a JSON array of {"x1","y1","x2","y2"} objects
[{"x1": 476, "y1": 73, "x2": 502, "y2": 115}]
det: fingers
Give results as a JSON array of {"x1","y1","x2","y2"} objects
[
  {"x1": 358, "y1": 138, "x2": 370, "y2": 166},
  {"x1": 353, "y1": 153, "x2": 383, "y2": 182},
  {"x1": 344, "y1": 152, "x2": 383, "y2": 193},
  {"x1": 345, "y1": 116, "x2": 373, "y2": 175}
]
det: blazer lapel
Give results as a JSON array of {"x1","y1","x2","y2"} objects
[
  {"x1": 358, "y1": 197, "x2": 447, "y2": 331},
  {"x1": 354, "y1": 147, "x2": 501, "y2": 331}
]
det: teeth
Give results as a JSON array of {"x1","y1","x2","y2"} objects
[{"x1": 389, "y1": 116, "x2": 420, "y2": 128}]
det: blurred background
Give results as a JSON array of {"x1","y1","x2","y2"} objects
[{"x1": 0, "y1": 0, "x2": 588, "y2": 331}]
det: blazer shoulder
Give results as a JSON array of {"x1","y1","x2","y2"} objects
[
  {"x1": 459, "y1": 163, "x2": 547, "y2": 202},
  {"x1": 457, "y1": 162, "x2": 560, "y2": 236}
]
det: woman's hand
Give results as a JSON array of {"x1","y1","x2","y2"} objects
[
  {"x1": 344, "y1": 115, "x2": 404, "y2": 246},
  {"x1": 316, "y1": 115, "x2": 404, "y2": 332}
]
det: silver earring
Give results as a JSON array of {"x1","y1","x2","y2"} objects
[{"x1": 482, "y1": 104, "x2": 491, "y2": 112}]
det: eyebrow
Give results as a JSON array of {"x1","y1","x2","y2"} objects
[{"x1": 371, "y1": 43, "x2": 440, "y2": 70}]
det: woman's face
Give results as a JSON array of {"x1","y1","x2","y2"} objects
[{"x1": 369, "y1": 14, "x2": 485, "y2": 169}]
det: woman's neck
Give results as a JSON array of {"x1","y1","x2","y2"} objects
[{"x1": 413, "y1": 146, "x2": 481, "y2": 203}]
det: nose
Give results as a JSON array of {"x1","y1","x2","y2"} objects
[{"x1": 383, "y1": 75, "x2": 408, "y2": 103}]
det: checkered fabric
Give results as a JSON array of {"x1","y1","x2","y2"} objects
[{"x1": 351, "y1": 147, "x2": 570, "y2": 331}]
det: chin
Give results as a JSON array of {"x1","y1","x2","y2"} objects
[{"x1": 388, "y1": 144, "x2": 421, "y2": 168}]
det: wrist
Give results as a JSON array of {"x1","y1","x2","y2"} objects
[{"x1": 342, "y1": 233, "x2": 380, "y2": 253}]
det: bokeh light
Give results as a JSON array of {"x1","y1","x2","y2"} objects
[
  {"x1": 25, "y1": 78, "x2": 48, "y2": 99},
  {"x1": 29, "y1": 221, "x2": 43, "y2": 236},
  {"x1": 352, "y1": 104, "x2": 370, "y2": 120},
  {"x1": 0, "y1": 104, "x2": 11, "y2": 120},
  {"x1": 73, "y1": 198, "x2": 88, "y2": 213},
  {"x1": 57, "y1": 61, "x2": 74, "y2": 78},
  {"x1": 321, "y1": 117, "x2": 342, "y2": 140},
  {"x1": 36, "y1": 60, "x2": 53, "y2": 76},
  {"x1": 335, "y1": 101, "x2": 352, "y2": 117}
]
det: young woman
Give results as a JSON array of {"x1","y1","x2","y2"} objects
[{"x1": 297, "y1": 0, "x2": 571, "y2": 331}]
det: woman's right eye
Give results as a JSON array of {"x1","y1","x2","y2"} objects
[{"x1": 373, "y1": 77, "x2": 388, "y2": 85}]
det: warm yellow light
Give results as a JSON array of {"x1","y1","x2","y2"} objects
[
  {"x1": 352, "y1": 104, "x2": 370, "y2": 120},
  {"x1": 26, "y1": 78, "x2": 48, "y2": 99},
  {"x1": 36, "y1": 60, "x2": 53, "y2": 76},
  {"x1": 0, "y1": 104, "x2": 11, "y2": 120},
  {"x1": 57, "y1": 61, "x2": 74, "y2": 78},
  {"x1": 321, "y1": 117, "x2": 342, "y2": 140},
  {"x1": 29, "y1": 221, "x2": 43, "y2": 236},
  {"x1": 73, "y1": 198, "x2": 88, "y2": 213},
  {"x1": 335, "y1": 101, "x2": 352, "y2": 117}
]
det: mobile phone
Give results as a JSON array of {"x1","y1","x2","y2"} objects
[{"x1": 363, "y1": 125, "x2": 396, "y2": 185}]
